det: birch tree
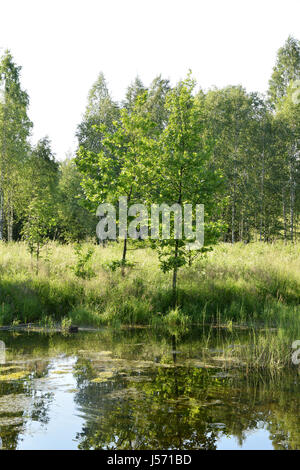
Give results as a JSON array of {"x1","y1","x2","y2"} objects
[{"x1": 0, "y1": 51, "x2": 32, "y2": 241}]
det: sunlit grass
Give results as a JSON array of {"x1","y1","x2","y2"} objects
[{"x1": 0, "y1": 240, "x2": 299, "y2": 333}]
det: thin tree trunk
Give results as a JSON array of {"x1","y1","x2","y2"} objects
[
  {"x1": 0, "y1": 185, "x2": 3, "y2": 241},
  {"x1": 121, "y1": 237, "x2": 127, "y2": 277},
  {"x1": 232, "y1": 131, "x2": 238, "y2": 244},
  {"x1": 36, "y1": 243, "x2": 40, "y2": 276},
  {"x1": 7, "y1": 198, "x2": 13, "y2": 242},
  {"x1": 283, "y1": 189, "x2": 287, "y2": 244},
  {"x1": 0, "y1": 82, "x2": 5, "y2": 241},
  {"x1": 290, "y1": 191, "x2": 294, "y2": 243},
  {"x1": 172, "y1": 168, "x2": 183, "y2": 304},
  {"x1": 120, "y1": 186, "x2": 132, "y2": 276},
  {"x1": 231, "y1": 189, "x2": 235, "y2": 244},
  {"x1": 260, "y1": 144, "x2": 265, "y2": 242},
  {"x1": 290, "y1": 154, "x2": 295, "y2": 243},
  {"x1": 172, "y1": 239, "x2": 179, "y2": 305},
  {"x1": 240, "y1": 212, "x2": 244, "y2": 242}
]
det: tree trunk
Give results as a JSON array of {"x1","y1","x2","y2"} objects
[
  {"x1": 0, "y1": 84, "x2": 5, "y2": 242},
  {"x1": 120, "y1": 187, "x2": 133, "y2": 276},
  {"x1": 0, "y1": 186, "x2": 3, "y2": 241},
  {"x1": 7, "y1": 199, "x2": 13, "y2": 242},
  {"x1": 283, "y1": 189, "x2": 287, "y2": 244},
  {"x1": 172, "y1": 239, "x2": 179, "y2": 305},
  {"x1": 36, "y1": 243, "x2": 40, "y2": 276},
  {"x1": 240, "y1": 212, "x2": 244, "y2": 242},
  {"x1": 231, "y1": 188, "x2": 235, "y2": 244},
  {"x1": 121, "y1": 237, "x2": 127, "y2": 277},
  {"x1": 231, "y1": 137, "x2": 238, "y2": 244},
  {"x1": 260, "y1": 146, "x2": 265, "y2": 242},
  {"x1": 290, "y1": 155, "x2": 295, "y2": 243}
]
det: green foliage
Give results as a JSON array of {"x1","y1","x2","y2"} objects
[
  {"x1": 70, "y1": 243, "x2": 95, "y2": 279},
  {"x1": 57, "y1": 157, "x2": 96, "y2": 242},
  {"x1": 61, "y1": 316, "x2": 72, "y2": 332},
  {"x1": 105, "y1": 259, "x2": 136, "y2": 272},
  {"x1": 76, "y1": 89, "x2": 158, "y2": 269},
  {"x1": 268, "y1": 36, "x2": 300, "y2": 106},
  {"x1": 148, "y1": 74, "x2": 223, "y2": 294},
  {"x1": 0, "y1": 41, "x2": 299, "y2": 345},
  {"x1": 1, "y1": 39, "x2": 300, "y2": 248},
  {"x1": 0, "y1": 241, "x2": 299, "y2": 330},
  {"x1": 0, "y1": 50, "x2": 32, "y2": 241},
  {"x1": 22, "y1": 197, "x2": 56, "y2": 275},
  {"x1": 21, "y1": 137, "x2": 59, "y2": 272}
]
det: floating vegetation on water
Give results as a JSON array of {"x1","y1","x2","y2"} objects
[
  {"x1": 91, "y1": 371, "x2": 115, "y2": 383},
  {"x1": 0, "y1": 365, "x2": 23, "y2": 372},
  {"x1": 0, "y1": 370, "x2": 29, "y2": 381},
  {"x1": 124, "y1": 375, "x2": 153, "y2": 383},
  {"x1": 0, "y1": 327, "x2": 299, "y2": 450},
  {"x1": 52, "y1": 370, "x2": 71, "y2": 375},
  {"x1": 108, "y1": 387, "x2": 145, "y2": 400},
  {"x1": 186, "y1": 360, "x2": 221, "y2": 369},
  {"x1": 78, "y1": 351, "x2": 114, "y2": 362}
]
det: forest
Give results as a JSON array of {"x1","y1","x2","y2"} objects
[
  {"x1": 0, "y1": 36, "x2": 299, "y2": 331},
  {"x1": 0, "y1": 26, "x2": 300, "y2": 452}
]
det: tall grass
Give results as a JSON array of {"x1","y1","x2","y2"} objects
[{"x1": 0, "y1": 240, "x2": 299, "y2": 330}]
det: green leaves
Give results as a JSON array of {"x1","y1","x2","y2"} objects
[
  {"x1": 268, "y1": 36, "x2": 300, "y2": 107},
  {"x1": 70, "y1": 244, "x2": 95, "y2": 279},
  {"x1": 0, "y1": 50, "x2": 32, "y2": 241},
  {"x1": 148, "y1": 75, "x2": 222, "y2": 288}
]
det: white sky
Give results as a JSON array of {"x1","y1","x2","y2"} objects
[{"x1": 0, "y1": 0, "x2": 299, "y2": 159}]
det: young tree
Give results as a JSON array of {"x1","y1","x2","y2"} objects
[
  {"x1": 22, "y1": 197, "x2": 56, "y2": 274},
  {"x1": 22, "y1": 138, "x2": 59, "y2": 269},
  {"x1": 151, "y1": 75, "x2": 223, "y2": 300},
  {"x1": 77, "y1": 92, "x2": 157, "y2": 272}
]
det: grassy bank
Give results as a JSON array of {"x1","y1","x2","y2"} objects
[{"x1": 0, "y1": 241, "x2": 299, "y2": 331}]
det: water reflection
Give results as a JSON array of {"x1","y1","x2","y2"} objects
[{"x1": 0, "y1": 328, "x2": 298, "y2": 450}]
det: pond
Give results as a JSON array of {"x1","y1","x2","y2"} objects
[{"x1": 0, "y1": 327, "x2": 299, "y2": 450}]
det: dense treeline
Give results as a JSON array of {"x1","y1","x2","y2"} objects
[{"x1": 0, "y1": 36, "x2": 299, "y2": 251}]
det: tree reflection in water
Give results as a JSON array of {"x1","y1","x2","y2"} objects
[{"x1": 0, "y1": 329, "x2": 299, "y2": 450}]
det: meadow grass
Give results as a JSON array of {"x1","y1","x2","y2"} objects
[{"x1": 0, "y1": 240, "x2": 299, "y2": 333}]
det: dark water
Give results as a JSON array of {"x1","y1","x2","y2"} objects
[{"x1": 0, "y1": 327, "x2": 299, "y2": 450}]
